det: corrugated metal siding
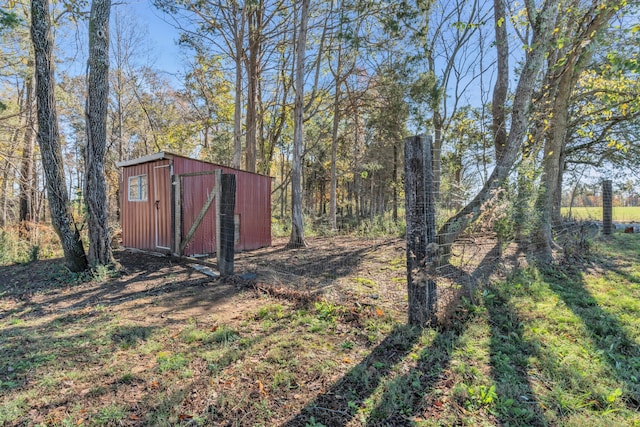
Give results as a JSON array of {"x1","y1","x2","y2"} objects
[
  {"x1": 181, "y1": 173, "x2": 217, "y2": 256},
  {"x1": 121, "y1": 160, "x2": 171, "y2": 251},
  {"x1": 173, "y1": 157, "x2": 271, "y2": 255},
  {"x1": 153, "y1": 165, "x2": 172, "y2": 249},
  {"x1": 120, "y1": 154, "x2": 271, "y2": 256}
]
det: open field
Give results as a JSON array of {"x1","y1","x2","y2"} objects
[
  {"x1": 562, "y1": 206, "x2": 640, "y2": 222},
  {"x1": 1, "y1": 234, "x2": 640, "y2": 426}
]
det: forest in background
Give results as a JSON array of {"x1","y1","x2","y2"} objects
[{"x1": 0, "y1": 0, "x2": 639, "y2": 267}]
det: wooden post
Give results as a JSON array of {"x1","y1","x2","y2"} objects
[
  {"x1": 173, "y1": 175, "x2": 182, "y2": 256},
  {"x1": 217, "y1": 173, "x2": 236, "y2": 276},
  {"x1": 603, "y1": 179, "x2": 613, "y2": 235},
  {"x1": 404, "y1": 135, "x2": 437, "y2": 327}
]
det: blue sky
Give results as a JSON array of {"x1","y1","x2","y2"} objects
[{"x1": 123, "y1": 0, "x2": 184, "y2": 81}]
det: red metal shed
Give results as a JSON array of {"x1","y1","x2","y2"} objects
[{"x1": 117, "y1": 152, "x2": 272, "y2": 257}]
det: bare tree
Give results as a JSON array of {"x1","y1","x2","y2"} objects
[
  {"x1": 287, "y1": 0, "x2": 310, "y2": 248},
  {"x1": 31, "y1": 0, "x2": 87, "y2": 272}
]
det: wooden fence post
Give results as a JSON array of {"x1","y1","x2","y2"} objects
[
  {"x1": 217, "y1": 173, "x2": 236, "y2": 276},
  {"x1": 172, "y1": 175, "x2": 182, "y2": 256},
  {"x1": 404, "y1": 134, "x2": 438, "y2": 327},
  {"x1": 603, "y1": 179, "x2": 613, "y2": 235}
]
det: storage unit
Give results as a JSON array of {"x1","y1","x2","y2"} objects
[{"x1": 117, "y1": 152, "x2": 271, "y2": 256}]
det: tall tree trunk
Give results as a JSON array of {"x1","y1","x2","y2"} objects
[
  {"x1": 233, "y1": 53, "x2": 243, "y2": 169},
  {"x1": 534, "y1": 85, "x2": 570, "y2": 256},
  {"x1": 31, "y1": 0, "x2": 88, "y2": 272},
  {"x1": 287, "y1": 0, "x2": 310, "y2": 248},
  {"x1": 329, "y1": 79, "x2": 341, "y2": 232},
  {"x1": 19, "y1": 66, "x2": 36, "y2": 225},
  {"x1": 0, "y1": 160, "x2": 10, "y2": 227},
  {"x1": 432, "y1": 112, "x2": 443, "y2": 200},
  {"x1": 534, "y1": 61, "x2": 582, "y2": 256},
  {"x1": 232, "y1": 2, "x2": 245, "y2": 170},
  {"x1": 533, "y1": 2, "x2": 615, "y2": 258},
  {"x1": 438, "y1": 0, "x2": 559, "y2": 253},
  {"x1": 553, "y1": 149, "x2": 565, "y2": 224},
  {"x1": 245, "y1": 1, "x2": 262, "y2": 173},
  {"x1": 85, "y1": 0, "x2": 115, "y2": 267},
  {"x1": 492, "y1": 0, "x2": 508, "y2": 160},
  {"x1": 392, "y1": 140, "x2": 399, "y2": 222}
]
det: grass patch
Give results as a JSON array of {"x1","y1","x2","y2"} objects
[
  {"x1": 3, "y1": 234, "x2": 640, "y2": 425},
  {"x1": 562, "y1": 206, "x2": 640, "y2": 222},
  {"x1": 156, "y1": 352, "x2": 188, "y2": 372}
]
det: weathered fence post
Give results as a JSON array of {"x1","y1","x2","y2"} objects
[
  {"x1": 603, "y1": 179, "x2": 613, "y2": 235},
  {"x1": 217, "y1": 173, "x2": 236, "y2": 276},
  {"x1": 404, "y1": 135, "x2": 438, "y2": 327}
]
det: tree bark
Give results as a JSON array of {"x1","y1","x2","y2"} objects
[
  {"x1": 244, "y1": 0, "x2": 262, "y2": 173},
  {"x1": 31, "y1": 0, "x2": 87, "y2": 272},
  {"x1": 432, "y1": 113, "x2": 442, "y2": 200},
  {"x1": 405, "y1": 135, "x2": 437, "y2": 327},
  {"x1": 85, "y1": 0, "x2": 115, "y2": 267},
  {"x1": 19, "y1": 65, "x2": 36, "y2": 226},
  {"x1": 287, "y1": 0, "x2": 310, "y2": 249},
  {"x1": 0, "y1": 159, "x2": 10, "y2": 227},
  {"x1": 233, "y1": 3, "x2": 245, "y2": 169},
  {"x1": 329, "y1": 75, "x2": 341, "y2": 232},
  {"x1": 492, "y1": 0, "x2": 508, "y2": 161},
  {"x1": 392, "y1": 140, "x2": 399, "y2": 222}
]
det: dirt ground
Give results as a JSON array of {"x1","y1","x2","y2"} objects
[
  {"x1": 2, "y1": 234, "x2": 506, "y2": 320},
  {"x1": 2, "y1": 236, "x2": 412, "y2": 323},
  {"x1": 0, "y1": 235, "x2": 505, "y2": 426}
]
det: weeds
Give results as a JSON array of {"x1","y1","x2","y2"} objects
[
  {"x1": 210, "y1": 325, "x2": 240, "y2": 344},
  {"x1": 0, "y1": 224, "x2": 62, "y2": 265},
  {"x1": 157, "y1": 352, "x2": 188, "y2": 372}
]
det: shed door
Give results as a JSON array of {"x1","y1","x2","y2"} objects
[{"x1": 154, "y1": 165, "x2": 171, "y2": 250}]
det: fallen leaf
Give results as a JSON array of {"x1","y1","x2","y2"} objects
[
  {"x1": 257, "y1": 380, "x2": 267, "y2": 396},
  {"x1": 178, "y1": 414, "x2": 193, "y2": 421}
]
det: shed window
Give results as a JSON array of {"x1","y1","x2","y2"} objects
[{"x1": 128, "y1": 175, "x2": 148, "y2": 201}]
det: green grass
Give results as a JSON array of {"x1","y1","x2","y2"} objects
[
  {"x1": 562, "y1": 206, "x2": 640, "y2": 222},
  {"x1": 2, "y1": 234, "x2": 640, "y2": 425}
]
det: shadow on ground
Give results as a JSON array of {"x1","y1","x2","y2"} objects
[
  {"x1": 544, "y1": 265, "x2": 640, "y2": 409},
  {"x1": 281, "y1": 243, "x2": 541, "y2": 426}
]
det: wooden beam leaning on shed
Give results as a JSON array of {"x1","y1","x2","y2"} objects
[{"x1": 173, "y1": 169, "x2": 222, "y2": 256}]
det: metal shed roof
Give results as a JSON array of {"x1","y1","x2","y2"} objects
[
  {"x1": 115, "y1": 151, "x2": 173, "y2": 168},
  {"x1": 116, "y1": 151, "x2": 272, "y2": 179}
]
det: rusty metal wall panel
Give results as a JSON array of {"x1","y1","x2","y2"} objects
[
  {"x1": 173, "y1": 157, "x2": 271, "y2": 255},
  {"x1": 120, "y1": 160, "x2": 170, "y2": 252}
]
